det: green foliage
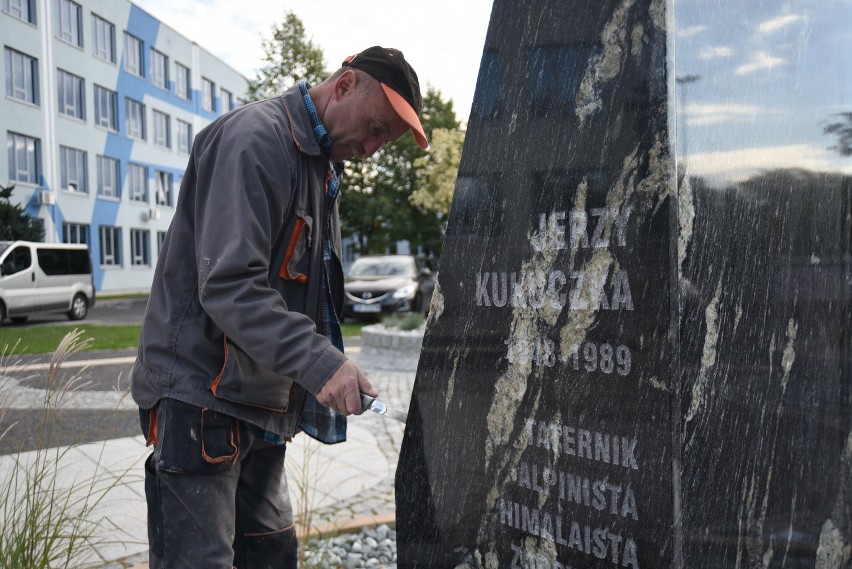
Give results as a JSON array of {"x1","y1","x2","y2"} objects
[
  {"x1": 0, "y1": 324, "x2": 141, "y2": 355},
  {"x1": 340, "y1": 88, "x2": 461, "y2": 256},
  {"x1": 242, "y1": 11, "x2": 328, "y2": 103},
  {"x1": 0, "y1": 330, "x2": 124, "y2": 568},
  {"x1": 381, "y1": 312, "x2": 425, "y2": 331},
  {"x1": 0, "y1": 182, "x2": 44, "y2": 242},
  {"x1": 410, "y1": 128, "x2": 466, "y2": 215}
]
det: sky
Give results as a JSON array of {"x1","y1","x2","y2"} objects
[{"x1": 131, "y1": 0, "x2": 495, "y2": 123}]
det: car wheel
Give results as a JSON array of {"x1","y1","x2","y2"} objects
[
  {"x1": 67, "y1": 294, "x2": 89, "y2": 321},
  {"x1": 10, "y1": 316, "x2": 29, "y2": 324},
  {"x1": 0, "y1": 302, "x2": 5, "y2": 324}
]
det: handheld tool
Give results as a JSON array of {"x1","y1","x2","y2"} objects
[{"x1": 360, "y1": 392, "x2": 407, "y2": 424}]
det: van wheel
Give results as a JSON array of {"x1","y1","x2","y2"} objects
[
  {"x1": 0, "y1": 303, "x2": 5, "y2": 324},
  {"x1": 67, "y1": 294, "x2": 89, "y2": 321},
  {"x1": 10, "y1": 316, "x2": 28, "y2": 324}
]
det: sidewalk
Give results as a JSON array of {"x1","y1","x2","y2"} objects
[{"x1": 0, "y1": 346, "x2": 415, "y2": 568}]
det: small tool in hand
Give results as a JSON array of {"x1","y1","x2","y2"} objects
[{"x1": 360, "y1": 393, "x2": 407, "y2": 424}]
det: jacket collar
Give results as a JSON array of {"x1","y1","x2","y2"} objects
[{"x1": 281, "y1": 85, "x2": 323, "y2": 157}]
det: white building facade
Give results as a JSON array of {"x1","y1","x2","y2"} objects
[{"x1": 2, "y1": 0, "x2": 247, "y2": 292}]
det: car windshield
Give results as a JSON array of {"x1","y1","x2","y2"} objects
[{"x1": 347, "y1": 257, "x2": 416, "y2": 278}]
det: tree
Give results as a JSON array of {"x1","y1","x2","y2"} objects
[
  {"x1": 0, "y1": 182, "x2": 44, "y2": 241},
  {"x1": 242, "y1": 12, "x2": 328, "y2": 103},
  {"x1": 824, "y1": 112, "x2": 852, "y2": 156},
  {"x1": 410, "y1": 128, "x2": 466, "y2": 215},
  {"x1": 340, "y1": 87, "x2": 461, "y2": 256}
]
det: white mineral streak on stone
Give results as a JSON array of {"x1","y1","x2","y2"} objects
[
  {"x1": 426, "y1": 278, "x2": 444, "y2": 327},
  {"x1": 647, "y1": 375, "x2": 668, "y2": 392},
  {"x1": 445, "y1": 352, "x2": 461, "y2": 411},
  {"x1": 816, "y1": 519, "x2": 849, "y2": 568},
  {"x1": 649, "y1": 0, "x2": 666, "y2": 31},
  {"x1": 685, "y1": 280, "x2": 721, "y2": 425},
  {"x1": 780, "y1": 318, "x2": 798, "y2": 392},
  {"x1": 735, "y1": 475, "x2": 748, "y2": 569},
  {"x1": 631, "y1": 24, "x2": 644, "y2": 58},
  {"x1": 816, "y1": 430, "x2": 852, "y2": 568},
  {"x1": 678, "y1": 173, "x2": 695, "y2": 273},
  {"x1": 575, "y1": 0, "x2": 634, "y2": 124},
  {"x1": 734, "y1": 302, "x2": 743, "y2": 333},
  {"x1": 810, "y1": 254, "x2": 821, "y2": 264}
]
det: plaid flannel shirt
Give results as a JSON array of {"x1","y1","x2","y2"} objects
[{"x1": 245, "y1": 81, "x2": 347, "y2": 445}]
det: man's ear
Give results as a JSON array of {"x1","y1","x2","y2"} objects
[{"x1": 333, "y1": 70, "x2": 358, "y2": 101}]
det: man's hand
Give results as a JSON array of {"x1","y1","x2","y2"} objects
[{"x1": 316, "y1": 360, "x2": 376, "y2": 415}]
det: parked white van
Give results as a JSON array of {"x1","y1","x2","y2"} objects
[{"x1": 0, "y1": 241, "x2": 96, "y2": 324}]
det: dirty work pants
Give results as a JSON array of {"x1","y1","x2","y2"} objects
[{"x1": 140, "y1": 398, "x2": 298, "y2": 569}]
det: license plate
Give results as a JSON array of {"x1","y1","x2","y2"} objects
[{"x1": 353, "y1": 303, "x2": 382, "y2": 313}]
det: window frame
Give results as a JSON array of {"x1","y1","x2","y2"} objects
[
  {"x1": 59, "y1": 145, "x2": 88, "y2": 194},
  {"x1": 4, "y1": 46, "x2": 39, "y2": 105},
  {"x1": 130, "y1": 228, "x2": 150, "y2": 266},
  {"x1": 96, "y1": 155, "x2": 120, "y2": 199},
  {"x1": 55, "y1": 0, "x2": 82, "y2": 48},
  {"x1": 56, "y1": 68, "x2": 85, "y2": 120},
  {"x1": 202, "y1": 77, "x2": 215, "y2": 113},
  {"x1": 123, "y1": 32, "x2": 144, "y2": 77},
  {"x1": 3, "y1": 0, "x2": 37, "y2": 24},
  {"x1": 127, "y1": 162, "x2": 148, "y2": 203},
  {"x1": 91, "y1": 13, "x2": 116, "y2": 63},
  {"x1": 151, "y1": 48, "x2": 168, "y2": 91},
  {"x1": 152, "y1": 109, "x2": 170, "y2": 149},
  {"x1": 99, "y1": 225, "x2": 121, "y2": 266},
  {"x1": 125, "y1": 97, "x2": 146, "y2": 140},
  {"x1": 93, "y1": 84, "x2": 117, "y2": 131},
  {"x1": 63, "y1": 222, "x2": 89, "y2": 244},
  {"x1": 7, "y1": 131, "x2": 41, "y2": 184},
  {"x1": 175, "y1": 61, "x2": 191, "y2": 100}
]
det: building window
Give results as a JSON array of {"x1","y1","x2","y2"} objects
[
  {"x1": 125, "y1": 97, "x2": 145, "y2": 139},
  {"x1": 202, "y1": 77, "x2": 215, "y2": 112},
  {"x1": 154, "y1": 170, "x2": 172, "y2": 206},
  {"x1": 4, "y1": 47, "x2": 38, "y2": 104},
  {"x1": 92, "y1": 14, "x2": 115, "y2": 62},
  {"x1": 152, "y1": 109, "x2": 170, "y2": 148},
  {"x1": 157, "y1": 230, "x2": 166, "y2": 254},
  {"x1": 7, "y1": 131, "x2": 40, "y2": 184},
  {"x1": 128, "y1": 163, "x2": 147, "y2": 202},
  {"x1": 63, "y1": 222, "x2": 89, "y2": 244},
  {"x1": 130, "y1": 229, "x2": 150, "y2": 266},
  {"x1": 124, "y1": 32, "x2": 143, "y2": 77},
  {"x1": 3, "y1": 0, "x2": 36, "y2": 24},
  {"x1": 176, "y1": 119, "x2": 192, "y2": 154},
  {"x1": 220, "y1": 88, "x2": 233, "y2": 112},
  {"x1": 175, "y1": 62, "x2": 191, "y2": 100},
  {"x1": 55, "y1": 0, "x2": 82, "y2": 47},
  {"x1": 151, "y1": 48, "x2": 168, "y2": 90},
  {"x1": 56, "y1": 69, "x2": 84, "y2": 120},
  {"x1": 99, "y1": 225, "x2": 121, "y2": 266},
  {"x1": 97, "y1": 155, "x2": 120, "y2": 198},
  {"x1": 93, "y1": 84, "x2": 117, "y2": 130},
  {"x1": 59, "y1": 145, "x2": 87, "y2": 193}
]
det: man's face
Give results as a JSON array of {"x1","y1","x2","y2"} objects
[{"x1": 324, "y1": 72, "x2": 410, "y2": 162}]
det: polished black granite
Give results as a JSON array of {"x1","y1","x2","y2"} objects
[{"x1": 396, "y1": 0, "x2": 850, "y2": 567}]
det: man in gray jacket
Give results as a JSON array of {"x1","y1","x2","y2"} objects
[{"x1": 131, "y1": 46, "x2": 428, "y2": 569}]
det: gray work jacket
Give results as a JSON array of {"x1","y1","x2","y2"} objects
[{"x1": 130, "y1": 85, "x2": 348, "y2": 436}]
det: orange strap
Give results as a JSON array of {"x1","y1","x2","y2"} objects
[
  {"x1": 145, "y1": 406, "x2": 158, "y2": 447},
  {"x1": 279, "y1": 218, "x2": 309, "y2": 284}
]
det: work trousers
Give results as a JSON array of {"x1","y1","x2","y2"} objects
[{"x1": 140, "y1": 398, "x2": 298, "y2": 569}]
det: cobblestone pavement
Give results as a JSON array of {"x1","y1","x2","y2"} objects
[
  {"x1": 310, "y1": 365, "x2": 415, "y2": 526},
  {"x1": 0, "y1": 342, "x2": 419, "y2": 567}
]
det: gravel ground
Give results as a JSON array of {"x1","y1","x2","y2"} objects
[{"x1": 305, "y1": 524, "x2": 397, "y2": 569}]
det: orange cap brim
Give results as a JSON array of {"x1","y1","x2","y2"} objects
[{"x1": 380, "y1": 83, "x2": 429, "y2": 150}]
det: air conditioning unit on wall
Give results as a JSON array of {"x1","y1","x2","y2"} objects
[{"x1": 36, "y1": 190, "x2": 56, "y2": 206}]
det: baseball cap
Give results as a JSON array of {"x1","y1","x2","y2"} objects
[{"x1": 342, "y1": 46, "x2": 429, "y2": 149}]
